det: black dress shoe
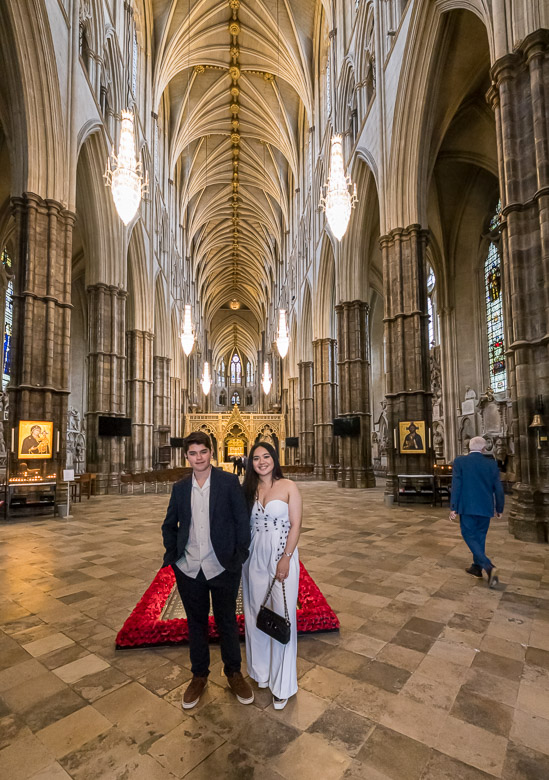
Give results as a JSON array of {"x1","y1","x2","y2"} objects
[{"x1": 466, "y1": 565, "x2": 483, "y2": 578}]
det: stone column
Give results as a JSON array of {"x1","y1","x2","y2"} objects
[
  {"x1": 489, "y1": 30, "x2": 549, "y2": 542},
  {"x1": 381, "y1": 225, "x2": 433, "y2": 500},
  {"x1": 336, "y1": 301, "x2": 376, "y2": 488},
  {"x1": 86, "y1": 284, "x2": 127, "y2": 493},
  {"x1": 287, "y1": 376, "x2": 299, "y2": 465},
  {"x1": 153, "y1": 356, "x2": 171, "y2": 467},
  {"x1": 298, "y1": 361, "x2": 314, "y2": 466},
  {"x1": 170, "y1": 376, "x2": 182, "y2": 466},
  {"x1": 9, "y1": 194, "x2": 74, "y2": 512},
  {"x1": 126, "y1": 329, "x2": 153, "y2": 473},
  {"x1": 313, "y1": 338, "x2": 337, "y2": 480}
]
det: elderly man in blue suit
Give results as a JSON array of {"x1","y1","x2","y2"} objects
[{"x1": 450, "y1": 436, "x2": 505, "y2": 588}]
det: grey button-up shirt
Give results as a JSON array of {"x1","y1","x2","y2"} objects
[{"x1": 176, "y1": 472, "x2": 224, "y2": 580}]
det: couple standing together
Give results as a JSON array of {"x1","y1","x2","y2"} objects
[{"x1": 161, "y1": 431, "x2": 302, "y2": 711}]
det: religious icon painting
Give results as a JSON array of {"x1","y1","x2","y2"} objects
[
  {"x1": 399, "y1": 420, "x2": 427, "y2": 454},
  {"x1": 18, "y1": 420, "x2": 53, "y2": 460}
]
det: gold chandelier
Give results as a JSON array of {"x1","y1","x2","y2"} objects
[
  {"x1": 261, "y1": 361, "x2": 272, "y2": 395},
  {"x1": 201, "y1": 362, "x2": 212, "y2": 395},
  {"x1": 320, "y1": 134, "x2": 357, "y2": 241},
  {"x1": 276, "y1": 309, "x2": 289, "y2": 358},
  {"x1": 105, "y1": 110, "x2": 148, "y2": 225},
  {"x1": 180, "y1": 304, "x2": 195, "y2": 356}
]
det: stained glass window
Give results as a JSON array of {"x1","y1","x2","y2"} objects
[
  {"x1": 246, "y1": 361, "x2": 253, "y2": 384},
  {"x1": 2, "y1": 277, "x2": 13, "y2": 391},
  {"x1": 485, "y1": 241, "x2": 506, "y2": 393},
  {"x1": 230, "y1": 353, "x2": 241, "y2": 384},
  {"x1": 231, "y1": 391, "x2": 240, "y2": 406}
]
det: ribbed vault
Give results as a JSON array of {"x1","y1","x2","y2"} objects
[{"x1": 152, "y1": 0, "x2": 315, "y2": 360}]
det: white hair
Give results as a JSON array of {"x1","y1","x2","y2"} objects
[{"x1": 469, "y1": 436, "x2": 486, "y2": 452}]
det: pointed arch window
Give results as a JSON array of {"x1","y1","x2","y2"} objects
[
  {"x1": 426, "y1": 266, "x2": 438, "y2": 347},
  {"x1": 231, "y1": 391, "x2": 240, "y2": 406},
  {"x1": 131, "y1": 27, "x2": 138, "y2": 96},
  {"x1": 246, "y1": 361, "x2": 253, "y2": 385},
  {"x1": 484, "y1": 238, "x2": 506, "y2": 393},
  {"x1": 326, "y1": 46, "x2": 332, "y2": 118},
  {"x1": 230, "y1": 353, "x2": 241, "y2": 384},
  {"x1": 2, "y1": 249, "x2": 13, "y2": 390}
]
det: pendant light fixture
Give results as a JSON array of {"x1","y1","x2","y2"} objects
[
  {"x1": 105, "y1": 110, "x2": 148, "y2": 225},
  {"x1": 201, "y1": 362, "x2": 212, "y2": 395},
  {"x1": 275, "y1": 309, "x2": 289, "y2": 358},
  {"x1": 320, "y1": 134, "x2": 357, "y2": 240},
  {"x1": 180, "y1": 304, "x2": 195, "y2": 356},
  {"x1": 261, "y1": 361, "x2": 272, "y2": 395}
]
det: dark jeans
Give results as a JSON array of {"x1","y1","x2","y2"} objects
[
  {"x1": 460, "y1": 514, "x2": 493, "y2": 571},
  {"x1": 172, "y1": 565, "x2": 241, "y2": 677}
]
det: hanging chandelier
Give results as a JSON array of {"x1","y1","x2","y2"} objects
[
  {"x1": 180, "y1": 304, "x2": 195, "y2": 356},
  {"x1": 104, "y1": 109, "x2": 148, "y2": 225},
  {"x1": 276, "y1": 309, "x2": 289, "y2": 358},
  {"x1": 320, "y1": 134, "x2": 357, "y2": 241},
  {"x1": 261, "y1": 361, "x2": 272, "y2": 395},
  {"x1": 201, "y1": 362, "x2": 212, "y2": 395}
]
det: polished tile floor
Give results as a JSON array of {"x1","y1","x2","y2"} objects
[{"x1": 1, "y1": 484, "x2": 549, "y2": 779}]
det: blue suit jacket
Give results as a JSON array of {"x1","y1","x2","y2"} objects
[
  {"x1": 451, "y1": 452, "x2": 505, "y2": 518},
  {"x1": 161, "y1": 467, "x2": 251, "y2": 572}
]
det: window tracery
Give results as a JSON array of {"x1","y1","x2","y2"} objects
[{"x1": 230, "y1": 353, "x2": 241, "y2": 384}]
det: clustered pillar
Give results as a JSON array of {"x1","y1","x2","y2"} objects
[
  {"x1": 381, "y1": 225, "x2": 433, "y2": 500},
  {"x1": 86, "y1": 283, "x2": 127, "y2": 493},
  {"x1": 153, "y1": 355, "x2": 171, "y2": 466},
  {"x1": 336, "y1": 301, "x2": 375, "y2": 488},
  {"x1": 489, "y1": 30, "x2": 549, "y2": 542},
  {"x1": 126, "y1": 330, "x2": 153, "y2": 473},
  {"x1": 10, "y1": 194, "x2": 74, "y2": 510},
  {"x1": 298, "y1": 360, "x2": 314, "y2": 466},
  {"x1": 313, "y1": 338, "x2": 337, "y2": 481}
]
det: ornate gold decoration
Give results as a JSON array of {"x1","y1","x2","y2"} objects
[
  {"x1": 231, "y1": 133, "x2": 240, "y2": 144},
  {"x1": 230, "y1": 103, "x2": 240, "y2": 114},
  {"x1": 194, "y1": 65, "x2": 205, "y2": 74},
  {"x1": 230, "y1": 86, "x2": 240, "y2": 98},
  {"x1": 263, "y1": 72, "x2": 274, "y2": 82},
  {"x1": 229, "y1": 21, "x2": 240, "y2": 35},
  {"x1": 229, "y1": 0, "x2": 240, "y2": 10},
  {"x1": 229, "y1": 65, "x2": 241, "y2": 80}
]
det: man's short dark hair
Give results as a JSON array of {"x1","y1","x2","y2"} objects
[{"x1": 183, "y1": 431, "x2": 212, "y2": 454}]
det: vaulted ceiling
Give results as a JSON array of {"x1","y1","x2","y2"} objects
[{"x1": 151, "y1": 0, "x2": 319, "y2": 363}]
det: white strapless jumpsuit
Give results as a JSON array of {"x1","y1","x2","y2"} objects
[{"x1": 242, "y1": 499, "x2": 299, "y2": 699}]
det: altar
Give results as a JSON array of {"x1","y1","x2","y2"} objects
[{"x1": 184, "y1": 405, "x2": 286, "y2": 465}]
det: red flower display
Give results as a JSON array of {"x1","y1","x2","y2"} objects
[{"x1": 116, "y1": 562, "x2": 339, "y2": 648}]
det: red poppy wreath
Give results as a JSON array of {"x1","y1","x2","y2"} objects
[{"x1": 116, "y1": 561, "x2": 339, "y2": 648}]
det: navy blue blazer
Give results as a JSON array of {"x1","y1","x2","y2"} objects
[
  {"x1": 450, "y1": 452, "x2": 505, "y2": 518},
  {"x1": 161, "y1": 467, "x2": 251, "y2": 572}
]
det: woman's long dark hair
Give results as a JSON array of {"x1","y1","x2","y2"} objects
[{"x1": 243, "y1": 441, "x2": 284, "y2": 509}]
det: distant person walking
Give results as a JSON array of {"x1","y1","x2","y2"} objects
[{"x1": 450, "y1": 436, "x2": 504, "y2": 588}]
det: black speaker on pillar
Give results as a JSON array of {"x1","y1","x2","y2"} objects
[
  {"x1": 170, "y1": 437, "x2": 186, "y2": 448},
  {"x1": 98, "y1": 416, "x2": 132, "y2": 437},
  {"x1": 285, "y1": 436, "x2": 299, "y2": 448},
  {"x1": 332, "y1": 416, "x2": 360, "y2": 437}
]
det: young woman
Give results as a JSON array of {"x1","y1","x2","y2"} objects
[{"x1": 241, "y1": 442, "x2": 302, "y2": 710}]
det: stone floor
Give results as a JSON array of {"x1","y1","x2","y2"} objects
[{"x1": 1, "y1": 484, "x2": 549, "y2": 780}]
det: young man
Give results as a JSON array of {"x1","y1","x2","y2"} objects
[
  {"x1": 450, "y1": 436, "x2": 505, "y2": 588},
  {"x1": 161, "y1": 431, "x2": 253, "y2": 709}
]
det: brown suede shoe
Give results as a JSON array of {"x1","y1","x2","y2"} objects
[
  {"x1": 182, "y1": 675, "x2": 208, "y2": 709},
  {"x1": 227, "y1": 671, "x2": 254, "y2": 704}
]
